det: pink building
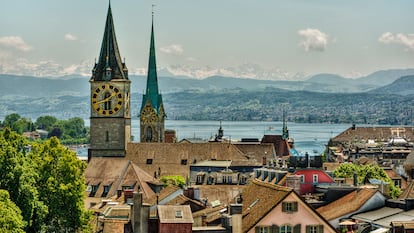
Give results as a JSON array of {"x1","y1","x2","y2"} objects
[{"x1": 241, "y1": 179, "x2": 337, "y2": 233}]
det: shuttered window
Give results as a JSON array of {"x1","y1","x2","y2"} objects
[
  {"x1": 306, "y1": 225, "x2": 324, "y2": 233},
  {"x1": 280, "y1": 225, "x2": 292, "y2": 233},
  {"x1": 282, "y1": 201, "x2": 298, "y2": 213},
  {"x1": 294, "y1": 224, "x2": 301, "y2": 233}
]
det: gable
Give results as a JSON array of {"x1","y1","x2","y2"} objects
[{"x1": 253, "y1": 193, "x2": 336, "y2": 233}]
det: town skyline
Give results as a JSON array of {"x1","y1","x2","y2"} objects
[{"x1": 1, "y1": 0, "x2": 413, "y2": 79}]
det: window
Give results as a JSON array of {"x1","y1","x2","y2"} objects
[
  {"x1": 306, "y1": 225, "x2": 323, "y2": 233},
  {"x1": 175, "y1": 210, "x2": 182, "y2": 218},
  {"x1": 280, "y1": 225, "x2": 292, "y2": 233},
  {"x1": 239, "y1": 175, "x2": 247, "y2": 185},
  {"x1": 105, "y1": 131, "x2": 109, "y2": 142},
  {"x1": 300, "y1": 175, "x2": 305, "y2": 183},
  {"x1": 313, "y1": 174, "x2": 318, "y2": 183},
  {"x1": 146, "y1": 127, "x2": 152, "y2": 142},
  {"x1": 394, "y1": 178, "x2": 401, "y2": 188},
  {"x1": 89, "y1": 184, "x2": 100, "y2": 197},
  {"x1": 181, "y1": 159, "x2": 187, "y2": 165},
  {"x1": 146, "y1": 159, "x2": 153, "y2": 164},
  {"x1": 196, "y1": 174, "x2": 204, "y2": 184},
  {"x1": 282, "y1": 201, "x2": 298, "y2": 213},
  {"x1": 102, "y1": 184, "x2": 111, "y2": 197},
  {"x1": 255, "y1": 226, "x2": 269, "y2": 233}
]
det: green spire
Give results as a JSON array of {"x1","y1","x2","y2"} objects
[
  {"x1": 92, "y1": 2, "x2": 127, "y2": 81},
  {"x1": 142, "y1": 14, "x2": 163, "y2": 112},
  {"x1": 282, "y1": 108, "x2": 289, "y2": 140}
]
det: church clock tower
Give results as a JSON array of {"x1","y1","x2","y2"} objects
[
  {"x1": 140, "y1": 14, "x2": 165, "y2": 142},
  {"x1": 89, "y1": 3, "x2": 131, "y2": 159}
]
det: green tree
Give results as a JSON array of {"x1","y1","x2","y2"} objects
[
  {"x1": 3, "y1": 113, "x2": 21, "y2": 127},
  {"x1": 333, "y1": 163, "x2": 401, "y2": 198},
  {"x1": 31, "y1": 137, "x2": 91, "y2": 232},
  {"x1": 35, "y1": 115, "x2": 57, "y2": 131},
  {"x1": 0, "y1": 189, "x2": 25, "y2": 233},
  {"x1": 0, "y1": 128, "x2": 91, "y2": 232},
  {"x1": 0, "y1": 128, "x2": 47, "y2": 232},
  {"x1": 160, "y1": 175, "x2": 186, "y2": 188}
]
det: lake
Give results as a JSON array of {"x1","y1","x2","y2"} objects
[{"x1": 85, "y1": 119, "x2": 350, "y2": 156}]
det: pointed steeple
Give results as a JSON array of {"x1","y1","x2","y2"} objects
[
  {"x1": 282, "y1": 108, "x2": 289, "y2": 140},
  {"x1": 92, "y1": 2, "x2": 128, "y2": 81},
  {"x1": 142, "y1": 13, "x2": 163, "y2": 112}
]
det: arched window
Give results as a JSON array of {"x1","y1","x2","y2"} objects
[
  {"x1": 146, "y1": 127, "x2": 152, "y2": 142},
  {"x1": 104, "y1": 92, "x2": 111, "y2": 110}
]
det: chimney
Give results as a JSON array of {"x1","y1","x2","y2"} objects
[
  {"x1": 286, "y1": 175, "x2": 301, "y2": 195},
  {"x1": 353, "y1": 172, "x2": 358, "y2": 187},
  {"x1": 131, "y1": 192, "x2": 149, "y2": 233},
  {"x1": 406, "y1": 198, "x2": 414, "y2": 211},
  {"x1": 230, "y1": 204, "x2": 243, "y2": 233},
  {"x1": 201, "y1": 213, "x2": 207, "y2": 226}
]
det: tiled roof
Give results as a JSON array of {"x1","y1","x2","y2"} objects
[
  {"x1": 241, "y1": 179, "x2": 292, "y2": 232},
  {"x1": 399, "y1": 181, "x2": 414, "y2": 199},
  {"x1": 157, "y1": 205, "x2": 194, "y2": 224},
  {"x1": 331, "y1": 127, "x2": 414, "y2": 145},
  {"x1": 126, "y1": 143, "x2": 273, "y2": 177},
  {"x1": 261, "y1": 135, "x2": 290, "y2": 157},
  {"x1": 317, "y1": 188, "x2": 378, "y2": 220},
  {"x1": 147, "y1": 185, "x2": 181, "y2": 205},
  {"x1": 85, "y1": 158, "x2": 158, "y2": 201}
]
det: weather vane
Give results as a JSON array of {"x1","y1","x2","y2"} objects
[{"x1": 152, "y1": 4, "x2": 156, "y2": 16}]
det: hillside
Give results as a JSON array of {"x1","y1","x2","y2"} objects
[
  {"x1": 1, "y1": 69, "x2": 414, "y2": 125},
  {"x1": 369, "y1": 75, "x2": 414, "y2": 95}
]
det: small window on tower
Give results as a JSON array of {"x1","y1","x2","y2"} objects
[
  {"x1": 181, "y1": 159, "x2": 187, "y2": 165},
  {"x1": 146, "y1": 159, "x2": 153, "y2": 164}
]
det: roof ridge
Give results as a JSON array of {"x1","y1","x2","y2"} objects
[{"x1": 252, "y1": 178, "x2": 292, "y2": 192}]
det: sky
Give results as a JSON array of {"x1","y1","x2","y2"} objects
[{"x1": 0, "y1": 0, "x2": 413, "y2": 79}]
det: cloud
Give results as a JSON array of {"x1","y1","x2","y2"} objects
[
  {"x1": 159, "y1": 44, "x2": 184, "y2": 55},
  {"x1": 0, "y1": 36, "x2": 32, "y2": 51},
  {"x1": 379, "y1": 32, "x2": 414, "y2": 50},
  {"x1": 64, "y1": 33, "x2": 78, "y2": 41},
  {"x1": 297, "y1": 28, "x2": 328, "y2": 52}
]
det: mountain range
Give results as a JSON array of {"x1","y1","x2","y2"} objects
[
  {"x1": 1, "y1": 68, "x2": 414, "y2": 98},
  {"x1": 1, "y1": 68, "x2": 413, "y2": 123}
]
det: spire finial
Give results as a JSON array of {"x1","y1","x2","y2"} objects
[{"x1": 152, "y1": 4, "x2": 155, "y2": 18}]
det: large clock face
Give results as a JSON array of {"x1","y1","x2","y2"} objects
[
  {"x1": 92, "y1": 84, "x2": 123, "y2": 116},
  {"x1": 141, "y1": 107, "x2": 156, "y2": 123}
]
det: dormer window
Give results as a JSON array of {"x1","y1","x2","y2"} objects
[{"x1": 102, "y1": 183, "x2": 112, "y2": 197}]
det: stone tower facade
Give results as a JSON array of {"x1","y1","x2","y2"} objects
[
  {"x1": 88, "y1": 3, "x2": 131, "y2": 159},
  {"x1": 140, "y1": 15, "x2": 165, "y2": 142}
]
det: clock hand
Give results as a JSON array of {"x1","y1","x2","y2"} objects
[{"x1": 93, "y1": 92, "x2": 116, "y2": 105}]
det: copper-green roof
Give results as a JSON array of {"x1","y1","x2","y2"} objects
[
  {"x1": 141, "y1": 17, "x2": 163, "y2": 113},
  {"x1": 91, "y1": 3, "x2": 128, "y2": 81}
]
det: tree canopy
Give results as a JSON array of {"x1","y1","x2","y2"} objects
[
  {"x1": 0, "y1": 189, "x2": 25, "y2": 233},
  {"x1": 0, "y1": 128, "x2": 91, "y2": 232},
  {"x1": 1, "y1": 114, "x2": 89, "y2": 144},
  {"x1": 333, "y1": 163, "x2": 402, "y2": 198}
]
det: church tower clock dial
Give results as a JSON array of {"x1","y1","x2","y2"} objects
[
  {"x1": 88, "y1": 2, "x2": 131, "y2": 160},
  {"x1": 92, "y1": 84, "x2": 124, "y2": 116}
]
